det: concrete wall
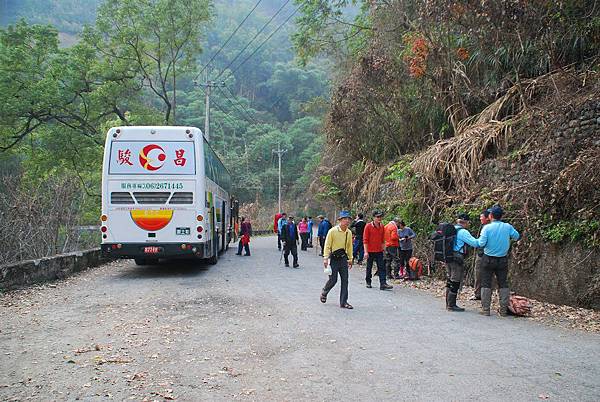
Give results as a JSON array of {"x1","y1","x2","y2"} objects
[{"x1": 0, "y1": 248, "x2": 108, "y2": 291}]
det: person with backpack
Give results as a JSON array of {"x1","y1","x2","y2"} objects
[
  {"x1": 445, "y1": 213, "x2": 480, "y2": 311},
  {"x1": 281, "y1": 216, "x2": 300, "y2": 268},
  {"x1": 384, "y1": 217, "x2": 401, "y2": 280},
  {"x1": 274, "y1": 212, "x2": 283, "y2": 250},
  {"x1": 477, "y1": 205, "x2": 520, "y2": 316},
  {"x1": 277, "y1": 213, "x2": 288, "y2": 250},
  {"x1": 298, "y1": 217, "x2": 310, "y2": 251},
  {"x1": 363, "y1": 210, "x2": 393, "y2": 290},
  {"x1": 317, "y1": 215, "x2": 332, "y2": 257},
  {"x1": 398, "y1": 221, "x2": 416, "y2": 279},
  {"x1": 350, "y1": 213, "x2": 366, "y2": 265},
  {"x1": 320, "y1": 211, "x2": 354, "y2": 309}
]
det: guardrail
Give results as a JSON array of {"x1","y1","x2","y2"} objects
[{"x1": 0, "y1": 248, "x2": 112, "y2": 291}]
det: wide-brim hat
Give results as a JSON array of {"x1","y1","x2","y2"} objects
[{"x1": 337, "y1": 210, "x2": 352, "y2": 220}]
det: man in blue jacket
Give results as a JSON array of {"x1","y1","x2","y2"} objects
[
  {"x1": 317, "y1": 215, "x2": 332, "y2": 256},
  {"x1": 477, "y1": 205, "x2": 520, "y2": 316}
]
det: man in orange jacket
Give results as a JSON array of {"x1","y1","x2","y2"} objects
[
  {"x1": 384, "y1": 217, "x2": 402, "y2": 280},
  {"x1": 363, "y1": 210, "x2": 393, "y2": 290}
]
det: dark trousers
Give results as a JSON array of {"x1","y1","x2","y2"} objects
[
  {"x1": 366, "y1": 251, "x2": 386, "y2": 286},
  {"x1": 322, "y1": 257, "x2": 349, "y2": 306},
  {"x1": 399, "y1": 249, "x2": 412, "y2": 274},
  {"x1": 480, "y1": 255, "x2": 509, "y2": 289},
  {"x1": 237, "y1": 240, "x2": 250, "y2": 256},
  {"x1": 277, "y1": 233, "x2": 282, "y2": 250},
  {"x1": 385, "y1": 246, "x2": 400, "y2": 278},
  {"x1": 300, "y1": 232, "x2": 309, "y2": 250},
  {"x1": 284, "y1": 242, "x2": 298, "y2": 265},
  {"x1": 319, "y1": 236, "x2": 326, "y2": 255},
  {"x1": 353, "y1": 238, "x2": 364, "y2": 263}
]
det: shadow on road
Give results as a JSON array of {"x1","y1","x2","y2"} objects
[{"x1": 116, "y1": 258, "x2": 212, "y2": 280}]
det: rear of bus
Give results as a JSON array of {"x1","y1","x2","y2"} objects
[{"x1": 100, "y1": 126, "x2": 208, "y2": 263}]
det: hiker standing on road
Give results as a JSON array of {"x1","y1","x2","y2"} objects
[
  {"x1": 398, "y1": 221, "x2": 416, "y2": 279},
  {"x1": 298, "y1": 217, "x2": 310, "y2": 251},
  {"x1": 317, "y1": 215, "x2": 332, "y2": 257},
  {"x1": 277, "y1": 213, "x2": 288, "y2": 251},
  {"x1": 274, "y1": 212, "x2": 283, "y2": 250},
  {"x1": 363, "y1": 210, "x2": 393, "y2": 290},
  {"x1": 477, "y1": 206, "x2": 520, "y2": 316},
  {"x1": 384, "y1": 217, "x2": 401, "y2": 280},
  {"x1": 470, "y1": 209, "x2": 491, "y2": 300},
  {"x1": 320, "y1": 211, "x2": 354, "y2": 309},
  {"x1": 446, "y1": 213, "x2": 480, "y2": 311},
  {"x1": 236, "y1": 217, "x2": 252, "y2": 256},
  {"x1": 281, "y1": 216, "x2": 300, "y2": 268},
  {"x1": 307, "y1": 217, "x2": 314, "y2": 248},
  {"x1": 350, "y1": 213, "x2": 366, "y2": 265}
]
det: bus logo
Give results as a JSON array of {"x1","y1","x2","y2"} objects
[
  {"x1": 139, "y1": 144, "x2": 166, "y2": 171},
  {"x1": 130, "y1": 209, "x2": 173, "y2": 231}
]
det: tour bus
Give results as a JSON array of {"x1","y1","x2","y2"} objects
[{"x1": 100, "y1": 126, "x2": 236, "y2": 265}]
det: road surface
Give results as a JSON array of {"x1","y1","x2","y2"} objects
[{"x1": 1, "y1": 236, "x2": 599, "y2": 401}]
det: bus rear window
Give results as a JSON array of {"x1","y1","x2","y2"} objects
[{"x1": 109, "y1": 141, "x2": 195, "y2": 175}]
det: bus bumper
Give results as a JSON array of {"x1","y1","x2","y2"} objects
[{"x1": 101, "y1": 243, "x2": 205, "y2": 259}]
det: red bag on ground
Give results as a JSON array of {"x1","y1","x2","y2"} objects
[
  {"x1": 508, "y1": 294, "x2": 532, "y2": 316},
  {"x1": 408, "y1": 257, "x2": 423, "y2": 280}
]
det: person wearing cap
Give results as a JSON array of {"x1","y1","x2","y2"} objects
[
  {"x1": 446, "y1": 213, "x2": 480, "y2": 311},
  {"x1": 477, "y1": 205, "x2": 520, "y2": 316},
  {"x1": 470, "y1": 209, "x2": 492, "y2": 300},
  {"x1": 320, "y1": 211, "x2": 354, "y2": 309},
  {"x1": 317, "y1": 215, "x2": 332, "y2": 256},
  {"x1": 384, "y1": 217, "x2": 401, "y2": 280},
  {"x1": 281, "y1": 216, "x2": 300, "y2": 268},
  {"x1": 363, "y1": 210, "x2": 393, "y2": 290}
]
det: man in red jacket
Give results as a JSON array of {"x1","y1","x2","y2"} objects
[
  {"x1": 363, "y1": 210, "x2": 393, "y2": 290},
  {"x1": 274, "y1": 212, "x2": 283, "y2": 250}
]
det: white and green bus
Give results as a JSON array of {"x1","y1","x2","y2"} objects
[{"x1": 100, "y1": 126, "x2": 236, "y2": 265}]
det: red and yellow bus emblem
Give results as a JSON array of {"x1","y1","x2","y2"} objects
[{"x1": 130, "y1": 209, "x2": 173, "y2": 231}]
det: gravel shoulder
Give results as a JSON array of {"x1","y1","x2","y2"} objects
[{"x1": 1, "y1": 236, "x2": 599, "y2": 401}]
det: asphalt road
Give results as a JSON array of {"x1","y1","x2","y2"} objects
[{"x1": 1, "y1": 236, "x2": 599, "y2": 401}]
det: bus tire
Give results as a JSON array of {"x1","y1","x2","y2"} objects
[
  {"x1": 134, "y1": 258, "x2": 147, "y2": 266},
  {"x1": 207, "y1": 254, "x2": 218, "y2": 265}
]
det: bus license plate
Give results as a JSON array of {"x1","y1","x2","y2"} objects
[{"x1": 144, "y1": 246, "x2": 162, "y2": 254}]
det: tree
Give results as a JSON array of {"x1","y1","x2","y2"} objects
[{"x1": 87, "y1": 0, "x2": 212, "y2": 124}]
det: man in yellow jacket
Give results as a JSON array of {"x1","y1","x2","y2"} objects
[{"x1": 320, "y1": 211, "x2": 354, "y2": 309}]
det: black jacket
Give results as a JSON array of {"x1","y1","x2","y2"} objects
[{"x1": 281, "y1": 222, "x2": 300, "y2": 245}]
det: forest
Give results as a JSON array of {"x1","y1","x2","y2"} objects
[{"x1": 0, "y1": 0, "x2": 328, "y2": 263}]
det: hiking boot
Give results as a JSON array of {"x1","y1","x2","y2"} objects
[
  {"x1": 498, "y1": 288, "x2": 510, "y2": 316},
  {"x1": 380, "y1": 283, "x2": 393, "y2": 290},
  {"x1": 293, "y1": 264, "x2": 300, "y2": 268},
  {"x1": 366, "y1": 283, "x2": 372, "y2": 288},
  {"x1": 480, "y1": 287, "x2": 492, "y2": 316},
  {"x1": 446, "y1": 291, "x2": 465, "y2": 312},
  {"x1": 284, "y1": 263, "x2": 289, "y2": 267}
]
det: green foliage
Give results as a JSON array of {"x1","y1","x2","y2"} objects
[
  {"x1": 316, "y1": 175, "x2": 341, "y2": 201},
  {"x1": 540, "y1": 220, "x2": 600, "y2": 247},
  {"x1": 385, "y1": 159, "x2": 411, "y2": 182}
]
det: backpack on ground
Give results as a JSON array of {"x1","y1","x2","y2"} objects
[
  {"x1": 430, "y1": 223, "x2": 458, "y2": 262},
  {"x1": 407, "y1": 257, "x2": 423, "y2": 280},
  {"x1": 508, "y1": 294, "x2": 532, "y2": 316}
]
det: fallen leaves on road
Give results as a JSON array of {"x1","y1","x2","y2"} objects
[{"x1": 386, "y1": 276, "x2": 600, "y2": 333}]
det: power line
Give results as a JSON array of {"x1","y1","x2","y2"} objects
[
  {"x1": 219, "y1": 87, "x2": 262, "y2": 127},
  {"x1": 194, "y1": 0, "x2": 264, "y2": 82},
  {"x1": 223, "y1": 8, "x2": 299, "y2": 82},
  {"x1": 215, "y1": 0, "x2": 292, "y2": 81}
]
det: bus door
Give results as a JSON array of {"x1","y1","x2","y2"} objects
[{"x1": 221, "y1": 200, "x2": 226, "y2": 252}]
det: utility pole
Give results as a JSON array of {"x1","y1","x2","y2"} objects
[
  {"x1": 272, "y1": 142, "x2": 287, "y2": 213},
  {"x1": 195, "y1": 69, "x2": 225, "y2": 142}
]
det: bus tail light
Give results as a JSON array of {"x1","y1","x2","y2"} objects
[
  {"x1": 197, "y1": 226, "x2": 203, "y2": 233},
  {"x1": 117, "y1": 243, "x2": 122, "y2": 249},
  {"x1": 196, "y1": 215, "x2": 204, "y2": 222},
  {"x1": 101, "y1": 215, "x2": 108, "y2": 222},
  {"x1": 181, "y1": 244, "x2": 187, "y2": 250},
  {"x1": 197, "y1": 234, "x2": 203, "y2": 240},
  {"x1": 101, "y1": 226, "x2": 107, "y2": 233}
]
